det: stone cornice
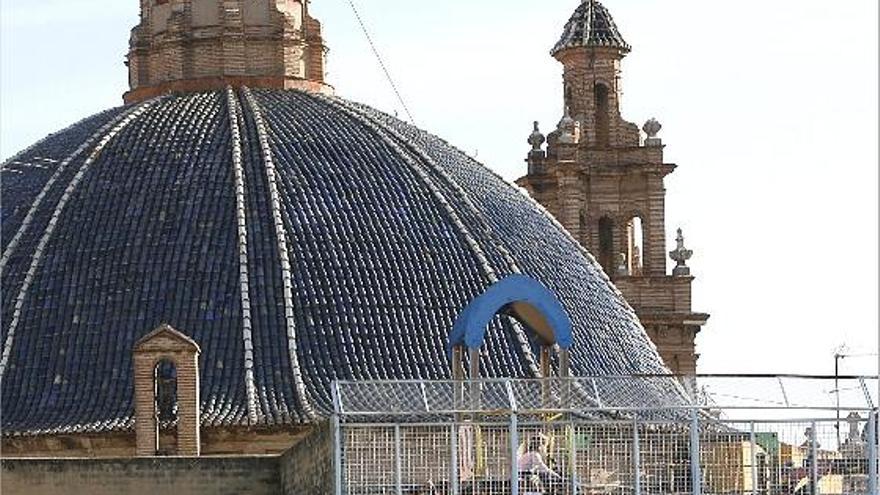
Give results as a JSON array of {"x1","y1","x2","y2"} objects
[{"x1": 123, "y1": 76, "x2": 333, "y2": 104}]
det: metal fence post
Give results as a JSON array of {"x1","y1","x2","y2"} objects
[
  {"x1": 750, "y1": 421, "x2": 758, "y2": 495},
  {"x1": 510, "y1": 413, "x2": 520, "y2": 495},
  {"x1": 331, "y1": 382, "x2": 344, "y2": 495},
  {"x1": 633, "y1": 418, "x2": 641, "y2": 495},
  {"x1": 689, "y1": 409, "x2": 702, "y2": 495},
  {"x1": 450, "y1": 423, "x2": 459, "y2": 495},
  {"x1": 569, "y1": 421, "x2": 578, "y2": 495},
  {"x1": 810, "y1": 421, "x2": 818, "y2": 495},
  {"x1": 394, "y1": 425, "x2": 403, "y2": 495},
  {"x1": 506, "y1": 379, "x2": 520, "y2": 495},
  {"x1": 868, "y1": 410, "x2": 878, "y2": 495},
  {"x1": 332, "y1": 414, "x2": 343, "y2": 495}
]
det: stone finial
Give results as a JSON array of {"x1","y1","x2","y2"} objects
[
  {"x1": 643, "y1": 118, "x2": 662, "y2": 147},
  {"x1": 841, "y1": 412, "x2": 868, "y2": 458},
  {"x1": 528, "y1": 121, "x2": 546, "y2": 151},
  {"x1": 643, "y1": 118, "x2": 662, "y2": 137},
  {"x1": 557, "y1": 108, "x2": 580, "y2": 145},
  {"x1": 847, "y1": 412, "x2": 864, "y2": 442},
  {"x1": 669, "y1": 228, "x2": 693, "y2": 276},
  {"x1": 802, "y1": 426, "x2": 820, "y2": 450}
]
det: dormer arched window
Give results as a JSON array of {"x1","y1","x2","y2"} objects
[
  {"x1": 154, "y1": 359, "x2": 178, "y2": 456},
  {"x1": 155, "y1": 359, "x2": 178, "y2": 423}
]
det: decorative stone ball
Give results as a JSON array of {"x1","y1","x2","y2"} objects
[
  {"x1": 528, "y1": 121, "x2": 546, "y2": 151},
  {"x1": 642, "y1": 118, "x2": 662, "y2": 138}
]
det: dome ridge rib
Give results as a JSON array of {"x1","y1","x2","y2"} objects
[
  {"x1": 321, "y1": 95, "x2": 543, "y2": 377},
  {"x1": 0, "y1": 100, "x2": 157, "y2": 381},
  {"x1": 225, "y1": 87, "x2": 260, "y2": 425},
  {"x1": 240, "y1": 87, "x2": 318, "y2": 421}
]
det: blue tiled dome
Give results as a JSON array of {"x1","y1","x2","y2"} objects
[{"x1": 1, "y1": 88, "x2": 667, "y2": 434}]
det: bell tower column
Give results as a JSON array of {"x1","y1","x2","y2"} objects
[{"x1": 644, "y1": 173, "x2": 668, "y2": 276}]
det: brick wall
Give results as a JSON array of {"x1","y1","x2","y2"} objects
[
  {"x1": 1, "y1": 423, "x2": 335, "y2": 495},
  {"x1": 1, "y1": 457, "x2": 281, "y2": 495},
  {"x1": 1, "y1": 427, "x2": 315, "y2": 458},
  {"x1": 614, "y1": 276, "x2": 693, "y2": 313},
  {"x1": 279, "y1": 422, "x2": 333, "y2": 495}
]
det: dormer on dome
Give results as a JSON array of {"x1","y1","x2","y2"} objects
[
  {"x1": 133, "y1": 324, "x2": 201, "y2": 457},
  {"x1": 125, "y1": 0, "x2": 332, "y2": 103},
  {"x1": 551, "y1": 0, "x2": 631, "y2": 57}
]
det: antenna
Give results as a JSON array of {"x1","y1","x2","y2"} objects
[{"x1": 344, "y1": 0, "x2": 416, "y2": 124}]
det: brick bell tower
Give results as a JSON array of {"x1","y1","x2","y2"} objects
[
  {"x1": 125, "y1": 0, "x2": 332, "y2": 103},
  {"x1": 516, "y1": 0, "x2": 709, "y2": 374}
]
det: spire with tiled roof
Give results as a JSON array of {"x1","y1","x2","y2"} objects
[{"x1": 552, "y1": 0, "x2": 631, "y2": 57}]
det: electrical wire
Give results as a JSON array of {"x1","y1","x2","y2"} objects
[{"x1": 344, "y1": 0, "x2": 416, "y2": 124}]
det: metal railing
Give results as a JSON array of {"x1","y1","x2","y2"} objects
[{"x1": 331, "y1": 376, "x2": 879, "y2": 495}]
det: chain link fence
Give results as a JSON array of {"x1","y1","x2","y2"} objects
[{"x1": 331, "y1": 376, "x2": 879, "y2": 495}]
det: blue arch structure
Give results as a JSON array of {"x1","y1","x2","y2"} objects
[{"x1": 448, "y1": 275, "x2": 573, "y2": 353}]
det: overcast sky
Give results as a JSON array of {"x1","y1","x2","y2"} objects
[{"x1": 1, "y1": 0, "x2": 878, "y2": 376}]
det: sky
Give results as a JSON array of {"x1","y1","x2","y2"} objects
[{"x1": 1, "y1": 0, "x2": 878, "y2": 377}]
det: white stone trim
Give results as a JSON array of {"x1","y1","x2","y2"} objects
[
  {"x1": 225, "y1": 87, "x2": 260, "y2": 425},
  {"x1": 240, "y1": 87, "x2": 317, "y2": 420}
]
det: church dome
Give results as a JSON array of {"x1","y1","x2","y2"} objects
[
  {"x1": 552, "y1": 0, "x2": 631, "y2": 56},
  {"x1": 0, "y1": 88, "x2": 669, "y2": 435}
]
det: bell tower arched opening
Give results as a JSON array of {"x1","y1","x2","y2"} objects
[
  {"x1": 594, "y1": 83, "x2": 610, "y2": 147},
  {"x1": 627, "y1": 216, "x2": 644, "y2": 276},
  {"x1": 598, "y1": 216, "x2": 615, "y2": 274},
  {"x1": 579, "y1": 210, "x2": 589, "y2": 246}
]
